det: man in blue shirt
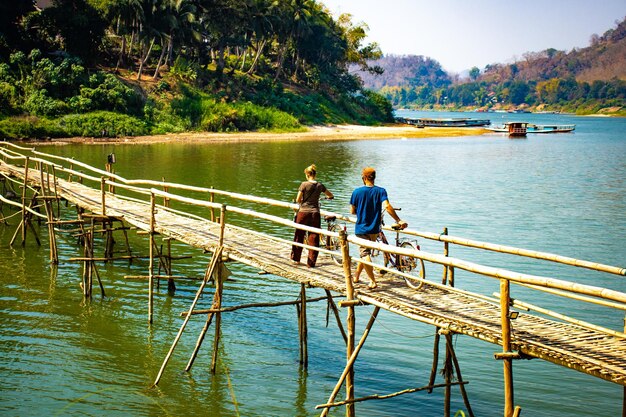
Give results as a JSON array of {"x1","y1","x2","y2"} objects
[{"x1": 350, "y1": 167, "x2": 407, "y2": 289}]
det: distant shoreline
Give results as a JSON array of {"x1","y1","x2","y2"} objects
[{"x1": 28, "y1": 124, "x2": 489, "y2": 146}]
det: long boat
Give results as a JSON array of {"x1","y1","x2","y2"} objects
[
  {"x1": 396, "y1": 117, "x2": 491, "y2": 127},
  {"x1": 487, "y1": 123, "x2": 575, "y2": 134}
]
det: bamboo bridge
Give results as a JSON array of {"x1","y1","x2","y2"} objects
[{"x1": 1, "y1": 141, "x2": 625, "y2": 417}]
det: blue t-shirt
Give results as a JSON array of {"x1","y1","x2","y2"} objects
[{"x1": 350, "y1": 185, "x2": 388, "y2": 235}]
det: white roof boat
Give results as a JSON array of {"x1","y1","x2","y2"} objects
[{"x1": 486, "y1": 123, "x2": 575, "y2": 134}]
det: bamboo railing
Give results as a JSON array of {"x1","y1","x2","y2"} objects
[{"x1": 2, "y1": 141, "x2": 626, "y2": 417}]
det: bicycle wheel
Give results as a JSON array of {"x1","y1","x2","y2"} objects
[
  {"x1": 397, "y1": 241, "x2": 426, "y2": 288},
  {"x1": 375, "y1": 232, "x2": 391, "y2": 273},
  {"x1": 326, "y1": 224, "x2": 343, "y2": 265}
]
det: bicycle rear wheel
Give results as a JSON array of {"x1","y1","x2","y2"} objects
[
  {"x1": 326, "y1": 224, "x2": 343, "y2": 265},
  {"x1": 397, "y1": 241, "x2": 426, "y2": 289}
]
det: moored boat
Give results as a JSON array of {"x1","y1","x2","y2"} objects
[
  {"x1": 487, "y1": 122, "x2": 575, "y2": 134},
  {"x1": 396, "y1": 117, "x2": 491, "y2": 127}
]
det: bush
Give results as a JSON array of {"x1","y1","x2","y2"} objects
[
  {"x1": 74, "y1": 73, "x2": 144, "y2": 115},
  {"x1": 0, "y1": 81, "x2": 18, "y2": 114},
  {"x1": 24, "y1": 89, "x2": 69, "y2": 117},
  {"x1": 59, "y1": 111, "x2": 147, "y2": 137},
  {"x1": 0, "y1": 116, "x2": 66, "y2": 140}
]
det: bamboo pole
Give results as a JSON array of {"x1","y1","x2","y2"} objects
[
  {"x1": 316, "y1": 381, "x2": 467, "y2": 410},
  {"x1": 152, "y1": 245, "x2": 224, "y2": 386},
  {"x1": 319, "y1": 306, "x2": 380, "y2": 417},
  {"x1": 299, "y1": 283, "x2": 308, "y2": 367},
  {"x1": 209, "y1": 188, "x2": 215, "y2": 222},
  {"x1": 182, "y1": 296, "x2": 333, "y2": 316},
  {"x1": 166, "y1": 238, "x2": 175, "y2": 293},
  {"x1": 343, "y1": 228, "x2": 355, "y2": 417},
  {"x1": 500, "y1": 279, "x2": 515, "y2": 417},
  {"x1": 162, "y1": 178, "x2": 169, "y2": 208},
  {"x1": 20, "y1": 157, "x2": 29, "y2": 245},
  {"x1": 403, "y1": 228, "x2": 626, "y2": 276},
  {"x1": 210, "y1": 204, "x2": 227, "y2": 374},
  {"x1": 326, "y1": 289, "x2": 348, "y2": 344},
  {"x1": 442, "y1": 227, "x2": 449, "y2": 284},
  {"x1": 444, "y1": 331, "x2": 453, "y2": 417},
  {"x1": 39, "y1": 164, "x2": 58, "y2": 263},
  {"x1": 494, "y1": 292, "x2": 626, "y2": 339},
  {"x1": 185, "y1": 307, "x2": 215, "y2": 371},
  {"x1": 445, "y1": 332, "x2": 475, "y2": 417},
  {"x1": 100, "y1": 177, "x2": 106, "y2": 216},
  {"x1": 320, "y1": 229, "x2": 356, "y2": 417},
  {"x1": 148, "y1": 193, "x2": 155, "y2": 324}
]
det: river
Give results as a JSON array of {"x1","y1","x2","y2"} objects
[{"x1": 1, "y1": 111, "x2": 625, "y2": 416}]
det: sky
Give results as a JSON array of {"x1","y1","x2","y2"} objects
[{"x1": 321, "y1": 0, "x2": 626, "y2": 73}]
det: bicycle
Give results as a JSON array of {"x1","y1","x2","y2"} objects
[
  {"x1": 323, "y1": 214, "x2": 345, "y2": 266},
  {"x1": 373, "y1": 209, "x2": 426, "y2": 289}
]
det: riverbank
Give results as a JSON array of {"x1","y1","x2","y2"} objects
[{"x1": 30, "y1": 124, "x2": 489, "y2": 145}]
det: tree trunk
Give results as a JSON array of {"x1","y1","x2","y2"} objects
[
  {"x1": 153, "y1": 39, "x2": 167, "y2": 80},
  {"x1": 116, "y1": 35, "x2": 127, "y2": 71},
  {"x1": 246, "y1": 39, "x2": 266, "y2": 75},
  {"x1": 216, "y1": 42, "x2": 225, "y2": 77},
  {"x1": 137, "y1": 38, "x2": 155, "y2": 81},
  {"x1": 274, "y1": 42, "x2": 288, "y2": 81},
  {"x1": 240, "y1": 47, "x2": 247, "y2": 71}
]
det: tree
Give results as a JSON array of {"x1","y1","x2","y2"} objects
[
  {"x1": 39, "y1": 0, "x2": 107, "y2": 64},
  {"x1": 469, "y1": 66, "x2": 480, "y2": 81},
  {"x1": 0, "y1": 0, "x2": 37, "y2": 58}
]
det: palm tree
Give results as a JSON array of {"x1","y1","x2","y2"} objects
[{"x1": 108, "y1": 0, "x2": 144, "y2": 71}]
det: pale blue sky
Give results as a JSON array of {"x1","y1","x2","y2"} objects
[{"x1": 321, "y1": 0, "x2": 626, "y2": 73}]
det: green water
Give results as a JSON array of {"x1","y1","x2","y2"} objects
[{"x1": 1, "y1": 112, "x2": 625, "y2": 416}]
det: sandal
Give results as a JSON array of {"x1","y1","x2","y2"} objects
[{"x1": 368, "y1": 282, "x2": 377, "y2": 289}]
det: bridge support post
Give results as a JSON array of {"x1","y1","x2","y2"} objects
[
  {"x1": 39, "y1": 164, "x2": 58, "y2": 264},
  {"x1": 210, "y1": 204, "x2": 227, "y2": 374},
  {"x1": 298, "y1": 283, "x2": 308, "y2": 367},
  {"x1": 500, "y1": 278, "x2": 515, "y2": 417},
  {"x1": 342, "y1": 229, "x2": 355, "y2": 417},
  {"x1": 320, "y1": 230, "x2": 355, "y2": 417},
  {"x1": 148, "y1": 193, "x2": 155, "y2": 323}
]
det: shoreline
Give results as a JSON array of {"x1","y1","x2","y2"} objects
[{"x1": 28, "y1": 124, "x2": 489, "y2": 145}]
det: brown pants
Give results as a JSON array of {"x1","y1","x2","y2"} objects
[{"x1": 291, "y1": 211, "x2": 321, "y2": 267}]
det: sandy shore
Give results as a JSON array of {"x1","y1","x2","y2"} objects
[{"x1": 36, "y1": 124, "x2": 490, "y2": 145}]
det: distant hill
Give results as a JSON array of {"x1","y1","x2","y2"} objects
[
  {"x1": 359, "y1": 17, "x2": 626, "y2": 115},
  {"x1": 481, "y1": 17, "x2": 626, "y2": 84},
  {"x1": 353, "y1": 55, "x2": 452, "y2": 89}
]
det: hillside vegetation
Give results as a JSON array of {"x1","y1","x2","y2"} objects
[
  {"x1": 355, "y1": 18, "x2": 626, "y2": 115},
  {"x1": 0, "y1": 0, "x2": 393, "y2": 140}
]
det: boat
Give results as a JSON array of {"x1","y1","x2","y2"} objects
[
  {"x1": 396, "y1": 117, "x2": 491, "y2": 127},
  {"x1": 486, "y1": 122, "x2": 575, "y2": 134}
]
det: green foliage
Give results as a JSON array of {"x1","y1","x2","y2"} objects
[
  {"x1": 0, "y1": 0, "x2": 398, "y2": 138},
  {"x1": 23, "y1": 89, "x2": 69, "y2": 116},
  {"x1": 59, "y1": 111, "x2": 147, "y2": 137},
  {"x1": 72, "y1": 73, "x2": 144, "y2": 115},
  {"x1": 0, "y1": 116, "x2": 66, "y2": 140},
  {"x1": 360, "y1": 90, "x2": 394, "y2": 122},
  {"x1": 169, "y1": 85, "x2": 303, "y2": 132},
  {"x1": 170, "y1": 57, "x2": 198, "y2": 82}
]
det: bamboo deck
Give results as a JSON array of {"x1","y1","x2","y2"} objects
[{"x1": 1, "y1": 158, "x2": 625, "y2": 388}]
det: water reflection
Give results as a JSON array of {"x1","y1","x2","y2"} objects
[{"x1": 2, "y1": 114, "x2": 625, "y2": 416}]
